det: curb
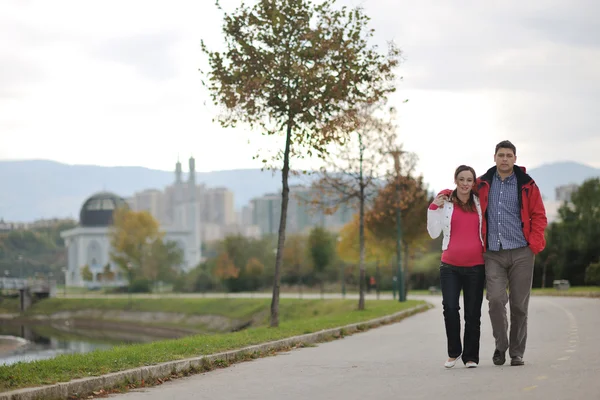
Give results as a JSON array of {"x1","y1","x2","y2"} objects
[{"x1": 0, "y1": 303, "x2": 431, "y2": 400}]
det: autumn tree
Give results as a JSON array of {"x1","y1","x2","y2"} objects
[
  {"x1": 337, "y1": 213, "x2": 395, "y2": 297},
  {"x1": 246, "y1": 257, "x2": 265, "y2": 290},
  {"x1": 337, "y1": 214, "x2": 394, "y2": 265},
  {"x1": 201, "y1": 0, "x2": 400, "y2": 326},
  {"x1": 80, "y1": 264, "x2": 93, "y2": 283},
  {"x1": 366, "y1": 167, "x2": 432, "y2": 295},
  {"x1": 282, "y1": 234, "x2": 308, "y2": 297},
  {"x1": 308, "y1": 226, "x2": 335, "y2": 298},
  {"x1": 214, "y1": 252, "x2": 240, "y2": 290},
  {"x1": 142, "y1": 239, "x2": 185, "y2": 290},
  {"x1": 109, "y1": 208, "x2": 163, "y2": 286},
  {"x1": 311, "y1": 105, "x2": 397, "y2": 309},
  {"x1": 102, "y1": 263, "x2": 115, "y2": 282}
]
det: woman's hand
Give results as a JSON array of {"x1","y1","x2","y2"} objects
[{"x1": 432, "y1": 194, "x2": 448, "y2": 207}]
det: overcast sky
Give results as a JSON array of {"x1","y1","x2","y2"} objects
[{"x1": 1, "y1": 0, "x2": 598, "y2": 193}]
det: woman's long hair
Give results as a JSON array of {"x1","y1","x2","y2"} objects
[{"x1": 450, "y1": 165, "x2": 477, "y2": 212}]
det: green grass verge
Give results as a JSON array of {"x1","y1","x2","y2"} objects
[
  {"x1": 24, "y1": 297, "x2": 270, "y2": 320},
  {"x1": 0, "y1": 299, "x2": 424, "y2": 392},
  {"x1": 0, "y1": 298, "x2": 19, "y2": 314}
]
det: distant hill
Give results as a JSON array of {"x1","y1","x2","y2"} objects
[
  {"x1": 0, "y1": 159, "x2": 597, "y2": 222},
  {"x1": 528, "y1": 161, "x2": 600, "y2": 201},
  {"x1": 0, "y1": 160, "x2": 312, "y2": 222}
]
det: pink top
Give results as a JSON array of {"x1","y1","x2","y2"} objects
[{"x1": 430, "y1": 203, "x2": 484, "y2": 267}]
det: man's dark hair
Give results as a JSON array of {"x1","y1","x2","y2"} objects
[{"x1": 495, "y1": 140, "x2": 516, "y2": 155}]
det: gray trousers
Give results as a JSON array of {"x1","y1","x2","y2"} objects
[{"x1": 484, "y1": 246, "x2": 535, "y2": 358}]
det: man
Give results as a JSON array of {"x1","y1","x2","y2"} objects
[{"x1": 477, "y1": 140, "x2": 547, "y2": 366}]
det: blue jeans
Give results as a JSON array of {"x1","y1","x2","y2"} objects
[{"x1": 439, "y1": 262, "x2": 485, "y2": 364}]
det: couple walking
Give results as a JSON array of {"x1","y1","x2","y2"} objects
[{"x1": 427, "y1": 140, "x2": 548, "y2": 368}]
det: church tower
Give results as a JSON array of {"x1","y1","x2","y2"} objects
[
  {"x1": 175, "y1": 157, "x2": 182, "y2": 183},
  {"x1": 173, "y1": 157, "x2": 185, "y2": 228},
  {"x1": 187, "y1": 156, "x2": 201, "y2": 267}
]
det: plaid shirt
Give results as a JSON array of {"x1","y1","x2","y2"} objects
[{"x1": 486, "y1": 171, "x2": 528, "y2": 251}]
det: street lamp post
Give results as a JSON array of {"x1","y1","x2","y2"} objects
[
  {"x1": 341, "y1": 263, "x2": 346, "y2": 298},
  {"x1": 391, "y1": 149, "x2": 406, "y2": 302},
  {"x1": 126, "y1": 262, "x2": 133, "y2": 309}
]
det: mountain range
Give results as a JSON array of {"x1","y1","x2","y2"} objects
[{"x1": 0, "y1": 160, "x2": 597, "y2": 222}]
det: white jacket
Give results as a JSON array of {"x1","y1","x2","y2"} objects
[{"x1": 427, "y1": 196, "x2": 484, "y2": 251}]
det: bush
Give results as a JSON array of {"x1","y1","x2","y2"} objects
[
  {"x1": 129, "y1": 278, "x2": 151, "y2": 293},
  {"x1": 410, "y1": 251, "x2": 442, "y2": 290},
  {"x1": 585, "y1": 262, "x2": 600, "y2": 285}
]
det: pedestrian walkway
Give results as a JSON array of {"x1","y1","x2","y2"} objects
[{"x1": 108, "y1": 296, "x2": 600, "y2": 400}]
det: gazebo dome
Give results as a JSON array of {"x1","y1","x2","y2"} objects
[{"x1": 79, "y1": 192, "x2": 128, "y2": 227}]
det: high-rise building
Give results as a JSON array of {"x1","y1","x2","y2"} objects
[
  {"x1": 555, "y1": 184, "x2": 579, "y2": 202},
  {"x1": 249, "y1": 185, "x2": 353, "y2": 236}
]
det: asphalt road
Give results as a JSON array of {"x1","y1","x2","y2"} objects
[{"x1": 109, "y1": 295, "x2": 599, "y2": 400}]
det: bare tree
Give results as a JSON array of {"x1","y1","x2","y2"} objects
[{"x1": 310, "y1": 105, "x2": 398, "y2": 310}]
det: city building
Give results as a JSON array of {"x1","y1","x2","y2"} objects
[
  {"x1": 126, "y1": 164, "x2": 245, "y2": 243},
  {"x1": 555, "y1": 184, "x2": 579, "y2": 203},
  {"x1": 60, "y1": 157, "x2": 203, "y2": 287},
  {"x1": 250, "y1": 185, "x2": 353, "y2": 236}
]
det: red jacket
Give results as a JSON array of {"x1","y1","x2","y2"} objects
[{"x1": 476, "y1": 165, "x2": 548, "y2": 254}]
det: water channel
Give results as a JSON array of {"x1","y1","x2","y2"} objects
[{"x1": 0, "y1": 322, "x2": 167, "y2": 366}]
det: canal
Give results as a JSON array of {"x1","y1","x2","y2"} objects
[{"x1": 0, "y1": 322, "x2": 168, "y2": 366}]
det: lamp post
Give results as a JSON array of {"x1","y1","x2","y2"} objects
[
  {"x1": 337, "y1": 237, "x2": 345, "y2": 298},
  {"x1": 390, "y1": 149, "x2": 406, "y2": 302},
  {"x1": 126, "y1": 262, "x2": 133, "y2": 309}
]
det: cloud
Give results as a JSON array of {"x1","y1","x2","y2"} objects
[
  {"x1": 92, "y1": 32, "x2": 181, "y2": 81},
  {"x1": 0, "y1": 0, "x2": 598, "y2": 198}
]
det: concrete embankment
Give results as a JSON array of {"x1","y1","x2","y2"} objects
[{"x1": 0, "y1": 336, "x2": 28, "y2": 354}]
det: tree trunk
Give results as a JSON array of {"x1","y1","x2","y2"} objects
[
  {"x1": 403, "y1": 241, "x2": 410, "y2": 296},
  {"x1": 270, "y1": 120, "x2": 293, "y2": 327},
  {"x1": 320, "y1": 279, "x2": 325, "y2": 299},
  {"x1": 541, "y1": 261, "x2": 547, "y2": 289},
  {"x1": 375, "y1": 260, "x2": 380, "y2": 300},
  {"x1": 296, "y1": 263, "x2": 302, "y2": 299},
  {"x1": 358, "y1": 133, "x2": 366, "y2": 311}
]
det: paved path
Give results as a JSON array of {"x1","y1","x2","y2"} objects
[{"x1": 109, "y1": 296, "x2": 599, "y2": 400}]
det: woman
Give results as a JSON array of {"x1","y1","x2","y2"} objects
[{"x1": 427, "y1": 165, "x2": 485, "y2": 369}]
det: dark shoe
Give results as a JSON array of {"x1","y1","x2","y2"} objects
[
  {"x1": 511, "y1": 356, "x2": 525, "y2": 366},
  {"x1": 493, "y1": 349, "x2": 506, "y2": 366}
]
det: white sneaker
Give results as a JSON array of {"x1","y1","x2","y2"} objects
[
  {"x1": 465, "y1": 361, "x2": 478, "y2": 368},
  {"x1": 444, "y1": 355, "x2": 461, "y2": 368}
]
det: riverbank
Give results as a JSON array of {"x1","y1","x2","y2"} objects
[
  {"x1": 0, "y1": 298, "x2": 427, "y2": 395},
  {"x1": 0, "y1": 336, "x2": 27, "y2": 354}
]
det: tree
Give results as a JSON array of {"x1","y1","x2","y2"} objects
[
  {"x1": 102, "y1": 263, "x2": 115, "y2": 282},
  {"x1": 282, "y1": 234, "x2": 308, "y2": 297},
  {"x1": 143, "y1": 239, "x2": 185, "y2": 290},
  {"x1": 366, "y1": 169, "x2": 432, "y2": 294},
  {"x1": 337, "y1": 214, "x2": 394, "y2": 265},
  {"x1": 214, "y1": 252, "x2": 240, "y2": 289},
  {"x1": 109, "y1": 208, "x2": 163, "y2": 285},
  {"x1": 80, "y1": 265, "x2": 93, "y2": 283},
  {"x1": 246, "y1": 257, "x2": 265, "y2": 291},
  {"x1": 538, "y1": 178, "x2": 600, "y2": 285},
  {"x1": 308, "y1": 226, "x2": 335, "y2": 298},
  {"x1": 311, "y1": 105, "x2": 397, "y2": 309},
  {"x1": 202, "y1": 0, "x2": 400, "y2": 327},
  {"x1": 585, "y1": 262, "x2": 600, "y2": 286}
]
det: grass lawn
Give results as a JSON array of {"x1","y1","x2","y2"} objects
[
  {"x1": 0, "y1": 298, "x2": 424, "y2": 392},
  {"x1": 0, "y1": 298, "x2": 19, "y2": 314}
]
